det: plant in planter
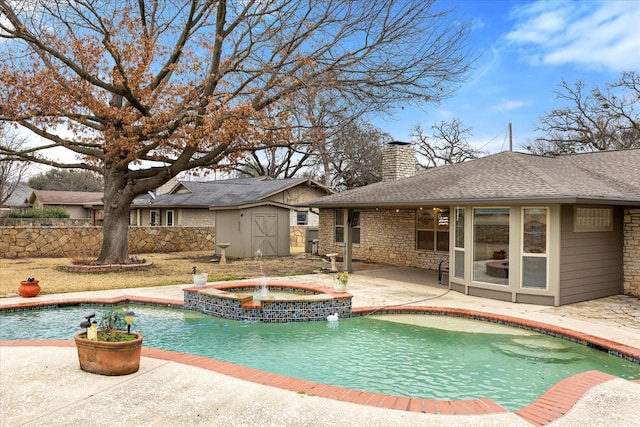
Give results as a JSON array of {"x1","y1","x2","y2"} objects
[
  {"x1": 192, "y1": 266, "x2": 208, "y2": 287},
  {"x1": 18, "y1": 277, "x2": 41, "y2": 297},
  {"x1": 492, "y1": 249, "x2": 507, "y2": 260},
  {"x1": 74, "y1": 311, "x2": 143, "y2": 376},
  {"x1": 333, "y1": 271, "x2": 349, "y2": 293}
]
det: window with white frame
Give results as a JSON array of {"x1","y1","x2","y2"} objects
[
  {"x1": 150, "y1": 210, "x2": 159, "y2": 226},
  {"x1": 296, "y1": 211, "x2": 308, "y2": 225},
  {"x1": 473, "y1": 208, "x2": 509, "y2": 286},
  {"x1": 453, "y1": 208, "x2": 465, "y2": 279},
  {"x1": 166, "y1": 210, "x2": 174, "y2": 226},
  {"x1": 522, "y1": 207, "x2": 548, "y2": 289}
]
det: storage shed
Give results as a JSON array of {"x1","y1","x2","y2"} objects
[{"x1": 131, "y1": 176, "x2": 331, "y2": 258}]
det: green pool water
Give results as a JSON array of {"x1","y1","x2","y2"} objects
[{"x1": 1, "y1": 305, "x2": 638, "y2": 411}]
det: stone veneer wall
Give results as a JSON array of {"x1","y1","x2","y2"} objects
[
  {"x1": 623, "y1": 208, "x2": 640, "y2": 297},
  {"x1": 0, "y1": 226, "x2": 215, "y2": 258},
  {"x1": 0, "y1": 218, "x2": 92, "y2": 227},
  {"x1": 289, "y1": 225, "x2": 306, "y2": 253},
  {"x1": 382, "y1": 144, "x2": 415, "y2": 182},
  {"x1": 318, "y1": 208, "x2": 447, "y2": 270},
  {"x1": 1, "y1": 225, "x2": 311, "y2": 258}
]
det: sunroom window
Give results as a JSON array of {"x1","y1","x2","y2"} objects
[
  {"x1": 473, "y1": 208, "x2": 509, "y2": 286},
  {"x1": 522, "y1": 208, "x2": 548, "y2": 289}
]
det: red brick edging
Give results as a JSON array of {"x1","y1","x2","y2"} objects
[{"x1": 515, "y1": 371, "x2": 617, "y2": 426}]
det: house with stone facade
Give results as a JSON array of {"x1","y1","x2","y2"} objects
[
  {"x1": 310, "y1": 144, "x2": 640, "y2": 306},
  {"x1": 130, "y1": 176, "x2": 331, "y2": 258}
]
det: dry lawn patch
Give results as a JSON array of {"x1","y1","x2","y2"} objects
[{"x1": 0, "y1": 252, "x2": 333, "y2": 297}]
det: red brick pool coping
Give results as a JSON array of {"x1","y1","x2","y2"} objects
[{"x1": 2, "y1": 297, "x2": 639, "y2": 426}]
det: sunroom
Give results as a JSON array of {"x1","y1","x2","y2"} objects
[{"x1": 309, "y1": 148, "x2": 640, "y2": 306}]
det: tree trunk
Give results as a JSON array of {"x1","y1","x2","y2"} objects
[{"x1": 96, "y1": 165, "x2": 135, "y2": 265}]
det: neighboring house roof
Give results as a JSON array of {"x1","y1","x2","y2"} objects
[
  {"x1": 132, "y1": 176, "x2": 331, "y2": 209},
  {"x1": 1, "y1": 183, "x2": 32, "y2": 208},
  {"x1": 29, "y1": 190, "x2": 104, "y2": 206},
  {"x1": 309, "y1": 149, "x2": 640, "y2": 207}
]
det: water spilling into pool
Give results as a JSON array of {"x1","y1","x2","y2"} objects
[
  {"x1": 2, "y1": 305, "x2": 638, "y2": 411},
  {"x1": 253, "y1": 249, "x2": 269, "y2": 301}
]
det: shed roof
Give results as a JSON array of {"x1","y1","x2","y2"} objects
[
  {"x1": 132, "y1": 176, "x2": 330, "y2": 208},
  {"x1": 309, "y1": 149, "x2": 640, "y2": 207}
]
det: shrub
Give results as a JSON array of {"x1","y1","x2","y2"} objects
[{"x1": 6, "y1": 206, "x2": 70, "y2": 218}]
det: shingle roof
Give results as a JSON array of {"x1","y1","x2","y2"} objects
[
  {"x1": 132, "y1": 177, "x2": 327, "y2": 208},
  {"x1": 30, "y1": 190, "x2": 104, "y2": 205},
  {"x1": 1, "y1": 184, "x2": 32, "y2": 208},
  {"x1": 309, "y1": 149, "x2": 640, "y2": 207}
]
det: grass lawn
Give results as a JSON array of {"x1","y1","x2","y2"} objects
[{"x1": 0, "y1": 251, "x2": 331, "y2": 297}]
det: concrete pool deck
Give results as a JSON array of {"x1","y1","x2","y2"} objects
[{"x1": 1, "y1": 266, "x2": 640, "y2": 426}]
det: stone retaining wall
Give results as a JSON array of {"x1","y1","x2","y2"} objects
[
  {"x1": 0, "y1": 226, "x2": 215, "y2": 258},
  {"x1": 624, "y1": 209, "x2": 640, "y2": 297},
  {"x1": 0, "y1": 225, "x2": 313, "y2": 258},
  {"x1": 0, "y1": 218, "x2": 92, "y2": 227},
  {"x1": 290, "y1": 226, "x2": 306, "y2": 253}
]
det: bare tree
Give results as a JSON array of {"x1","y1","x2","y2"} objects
[
  {"x1": 411, "y1": 118, "x2": 482, "y2": 168},
  {"x1": 0, "y1": 127, "x2": 30, "y2": 207},
  {"x1": 233, "y1": 83, "x2": 374, "y2": 181},
  {"x1": 0, "y1": 0, "x2": 473, "y2": 263},
  {"x1": 530, "y1": 71, "x2": 640, "y2": 155},
  {"x1": 326, "y1": 121, "x2": 391, "y2": 190}
]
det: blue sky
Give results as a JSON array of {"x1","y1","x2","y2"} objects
[{"x1": 375, "y1": 0, "x2": 640, "y2": 154}]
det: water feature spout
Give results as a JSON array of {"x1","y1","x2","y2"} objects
[{"x1": 253, "y1": 250, "x2": 269, "y2": 301}]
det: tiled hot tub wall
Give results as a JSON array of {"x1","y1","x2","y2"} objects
[{"x1": 183, "y1": 283, "x2": 352, "y2": 323}]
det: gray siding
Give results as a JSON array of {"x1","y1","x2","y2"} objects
[
  {"x1": 559, "y1": 206, "x2": 623, "y2": 305},
  {"x1": 468, "y1": 286, "x2": 511, "y2": 302},
  {"x1": 515, "y1": 294, "x2": 554, "y2": 305}
]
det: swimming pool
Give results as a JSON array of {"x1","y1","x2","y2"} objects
[{"x1": 1, "y1": 304, "x2": 638, "y2": 411}]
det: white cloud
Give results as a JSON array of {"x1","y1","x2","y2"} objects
[
  {"x1": 505, "y1": 0, "x2": 640, "y2": 72},
  {"x1": 492, "y1": 100, "x2": 528, "y2": 112}
]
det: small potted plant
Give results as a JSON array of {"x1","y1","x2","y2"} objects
[
  {"x1": 333, "y1": 271, "x2": 349, "y2": 293},
  {"x1": 74, "y1": 311, "x2": 143, "y2": 376},
  {"x1": 492, "y1": 249, "x2": 507, "y2": 260},
  {"x1": 18, "y1": 277, "x2": 41, "y2": 297}
]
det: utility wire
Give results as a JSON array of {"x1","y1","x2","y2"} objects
[{"x1": 478, "y1": 124, "x2": 509, "y2": 152}]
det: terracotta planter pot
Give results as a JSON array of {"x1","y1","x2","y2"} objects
[
  {"x1": 18, "y1": 281, "x2": 41, "y2": 297},
  {"x1": 74, "y1": 332, "x2": 143, "y2": 376},
  {"x1": 492, "y1": 251, "x2": 507, "y2": 260}
]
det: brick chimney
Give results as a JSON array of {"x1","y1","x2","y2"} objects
[{"x1": 382, "y1": 141, "x2": 415, "y2": 181}]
